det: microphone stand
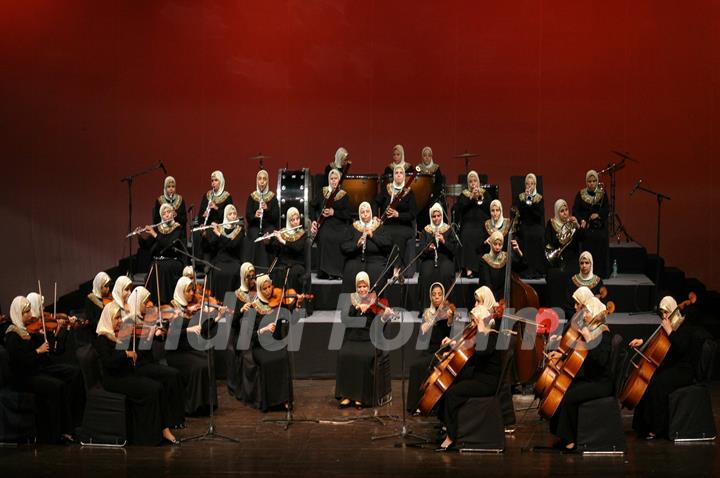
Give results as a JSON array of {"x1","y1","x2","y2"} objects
[
  {"x1": 120, "y1": 161, "x2": 165, "y2": 278},
  {"x1": 631, "y1": 182, "x2": 671, "y2": 310}
]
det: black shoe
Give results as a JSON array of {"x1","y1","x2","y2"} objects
[
  {"x1": 434, "y1": 443, "x2": 455, "y2": 452},
  {"x1": 163, "y1": 437, "x2": 181, "y2": 446},
  {"x1": 317, "y1": 272, "x2": 330, "y2": 279}
]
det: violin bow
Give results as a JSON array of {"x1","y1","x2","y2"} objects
[
  {"x1": 273, "y1": 268, "x2": 291, "y2": 328},
  {"x1": 38, "y1": 280, "x2": 48, "y2": 343}
]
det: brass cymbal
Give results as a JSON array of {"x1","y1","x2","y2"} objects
[
  {"x1": 453, "y1": 151, "x2": 480, "y2": 159},
  {"x1": 249, "y1": 153, "x2": 272, "y2": 161}
]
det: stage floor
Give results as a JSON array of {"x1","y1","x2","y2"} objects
[{"x1": 1, "y1": 380, "x2": 718, "y2": 477}]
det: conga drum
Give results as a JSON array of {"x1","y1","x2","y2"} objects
[
  {"x1": 343, "y1": 174, "x2": 380, "y2": 214},
  {"x1": 382, "y1": 173, "x2": 435, "y2": 211},
  {"x1": 277, "y1": 168, "x2": 311, "y2": 226}
]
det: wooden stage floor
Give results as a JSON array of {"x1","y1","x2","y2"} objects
[{"x1": 1, "y1": 380, "x2": 719, "y2": 477}]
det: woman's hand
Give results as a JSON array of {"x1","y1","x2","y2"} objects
[
  {"x1": 241, "y1": 302, "x2": 253, "y2": 313},
  {"x1": 548, "y1": 350, "x2": 561, "y2": 361},
  {"x1": 125, "y1": 350, "x2": 137, "y2": 364},
  {"x1": 629, "y1": 338, "x2": 644, "y2": 348},
  {"x1": 387, "y1": 207, "x2": 399, "y2": 218},
  {"x1": 36, "y1": 342, "x2": 50, "y2": 354},
  {"x1": 187, "y1": 325, "x2": 202, "y2": 335},
  {"x1": 322, "y1": 208, "x2": 334, "y2": 217},
  {"x1": 421, "y1": 321, "x2": 432, "y2": 335},
  {"x1": 258, "y1": 323, "x2": 276, "y2": 335}
]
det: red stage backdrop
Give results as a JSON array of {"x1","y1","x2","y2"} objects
[{"x1": 1, "y1": 1, "x2": 718, "y2": 308}]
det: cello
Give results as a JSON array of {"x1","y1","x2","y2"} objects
[{"x1": 618, "y1": 292, "x2": 696, "y2": 410}]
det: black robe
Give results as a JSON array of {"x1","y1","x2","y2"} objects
[
  {"x1": 153, "y1": 195, "x2": 188, "y2": 236},
  {"x1": 335, "y1": 300, "x2": 389, "y2": 406},
  {"x1": 563, "y1": 275, "x2": 605, "y2": 322},
  {"x1": 573, "y1": 189, "x2": 610, "y2": 278},
  {"x1": 138, "y1": 223, "x2": 185, "y2": 304},
  {"x1": 206, "y1": 225, "x2": 245, "y2": 301},
  {"x1": 5, "y1": 329, "x2": 85, "y2": 443},
  {"x1": 270, "y1": 230, "x2": 308, "y2": 293},
  {"x1": 456, "y1": 189, "x2": 491, "y2": 274},
  {"x1": 479, "y1": 251, "x2": 528, "y2": 304},
  {"x1": 81, "y1": 293, "x2": 105, "y2": 345},
  {"x1": 415, "y1": 165, "x2": 445, "y2": 231},
  {"x1": 514, "y1": 192, "x2": 546, "y2": 278},
  {"x1": 228, "y1": 289, "x2": 255, "y2": 400},
  {"x1": 341, "y1": 222, "x2": 393, "y2": 293},
  {"x1": 375, "y1": 186, "x2": 417, "y2": 270},
  {"x1": 407, "y1": 311, "x2": 452, "y2": 412},
  {"x1": 244, "y1": 192, "x2": 279, "y2": 268},
  {"x1": 195, "y1": 190, "x2": 233, "y2": 261},
  {"x1": 417, "y1": 225, "x2": 458, "y2": 311},
  {"x1": 312, "y1": 187, "x2": 351, "y2": 277}
]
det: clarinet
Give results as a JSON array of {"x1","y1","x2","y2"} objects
[
  {"x1": 258, "y1": 197, "x2": 265, "y2": 236},
  {"x1": 434, "y1": 231, "x2": 439, "y2": 268},
  {"x1": 361, "y1": 229, "x2": 368, "y2": 262}
]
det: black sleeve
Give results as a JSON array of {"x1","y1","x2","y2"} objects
[
  {"x1": 571, "y1": 191, "x2": 583, "y2": 220},
  {"x1": 5, "y1": 333, "x2": 39, "y2": 376},
  {"x1": 266, "y1": 198, "x2": 280, "y2": 228},
  {"x1": 152, "y1": 199, "x2": 161, "y2": 225},
  {"x1": 176, "y1": 199, "x2": 188, "y2": 229},
  {"x1": 397, "y1": 192, "x2": 417, "y2": 223},
  {"x1": 333, "y1": 195, "x2": 351, "y2": 222},
  {"x1": 585, "y1": 331, "x2": 611, "y2": 370},
  {"x1": 94, "y1": 336, "x2": 133, "y2": 373}
]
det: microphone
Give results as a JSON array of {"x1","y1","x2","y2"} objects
[
  {"x1": 630, "y1": 179, "x2": 642, "y2": 197},
  {"x1": 159, "y1": 161, "x2": 167, "y2": 175}
]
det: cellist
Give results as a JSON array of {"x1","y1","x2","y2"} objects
[
  {"x1": 546, "y1": 297, "x2": 612, "y2": 451},
  {"x1": 628, "y1": 296, "x2": 694, "y2": 440}
]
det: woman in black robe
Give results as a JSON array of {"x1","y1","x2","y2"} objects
[
  {"x1": 382, "y1": 144, "x2": 413, "y2": 176},
  {"x1": 514, "y1": 173, "x2": 546, "y2": 279},
  {"x1": 94, "y1": 293, "x2": 180, "y2": 445},
  {"x1": 545, "y1": 199, "x2": 585, "y2": 310},
  {"x1": 573, "y1": 170, "x2": 610, "y2": 278},
  {"x1": 479, "y1": 231, "x2": 527, "y2": 302},
  {"x1": 228, "y1": 262, "x2": 256, "y2": 399},
  {"x1": 153, "y1": 176, "x2": 188, "y2": 235},
  {"x1": 81, "y1": 271, "x2": 112, "y2": 345},
  {"x1": 195, "y1": 170, "x2": 233, "y2": 264},
  {"x1": 5, "y1": 296, "x2": 85, "y2": 444},
  {"x1": 241, "y1": 274, "x2": 291, "y2": 412},
  {"x1": 482, "y1": 199, "x2": 511, "y2": 257},
  {"x1": 418, "y1": 203, "x2": 458, "y2": 311},
  {"x1": 376, "y1": 164, "x2": 417, "y2": 277},
  {"x1": 547, "y1": 297, "x2": 613, "y2": 451},
  {"x1": 322, "y1": 147, "x2": 351, "y2": 185},
  {"x1": 341, "y1": 202, "x2": 392, "y2": 293},
  {"x1": 269, "y1": 207, "x2": 307, "y2": 293},
  {"x1": 137, "y1": 203, "x2": 185, "y2": 304},
  {"x1": 206, "y1": 204, "x2": 244, "y2": 301},
  {"x1": 457, "y1": 171, "x2": 491, "y2": 277},
  {"x1": 244, "y1": 169, "x2": 279, "y2": 268},
  {"x1": 563, "y1": 251, "x2": 606, "y2": 321},
  {"x1": 166, "y1": 277, "x2": 221, "y2": 416},
  {"x1": 629, "y1": 296, "x2": 695, "y2": 439},
  {"x1": 335, "y1": 272, "x2": 392, "y2": 408},
  {"x1": 437, "y1": 303, "x2": 502, "y2": 450},
  {"x1": 407, "y1": 282, "x2": 453, "y2": 413},
  {"x1": 311, "y1": 168, "x2": 350, "y2": 279},
  {"x1": 416, "y1": 146, "x2": 445, "y2": 231}
]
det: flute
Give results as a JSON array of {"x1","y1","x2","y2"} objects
[
  {"x1": 126, "y1": 220, "x2": 170, "y2": 237},
  {"x1": 192, "y1": 219, "x2": 241, "y2": 232},
  {"x1": 254, "y1": 224, "x2": 302, "y2": 243}
]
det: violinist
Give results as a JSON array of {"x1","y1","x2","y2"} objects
[
  {"x1": 311, "y1": 168, "x2": 351, "y2": 280},
  {"x1": 546, "y1": 297, "x2": 612, "y2": 451},
  {"x1": 479, "y1": 231, "x2": 527, "y2": 301},
  {"x1": 323, "y1": 147, "x2": 350, "y2": 180},
  {"x1": 629, "y1": 296, "x2": 695, "y2": 440},
  {"x1": 456, "y1": 170, "x2": 490, "y2": 277},
  {"x1": 153, "y1": 176, "x2": 187, "y2": 234},
  {"x1": 383, "y1": 144, "x2": 413, "y2": 175},
  {"x1": 166, "y1": 276, "x2": 222, "y2": 416},
  {"x1": 206, "y1": 204, "x2": 245, "y2": 300},
  {"x1": 245, "y1": 169, "x2": 279, "y2": 268},
  {"x1": 335, "y1": 272, "x2": 393, "y2": 409},
  {"x1": 436, "y1": 302, "x2": 502, "y2": 451},
  {"x1": 340, "y1": 202, "x2": 392, "y2": 293},
  {"x1": 415, "y1": 146, "x2": 445, "y2": 231},
  {"x1": 228, "y1": 262, "x2": 256, "y2": 400},
  {"x1": 514, "y1": 173, "x2": 545, "y2": 279},
  {"x1": 376, "y1": 164, "x2": 417, "y2": 277},
  {"x1": 94, "y1": 290, "x2": 180, "y2": 445},
  {"x1": 407, "y1": 282, "x2": 455, "y2": 413},
  {"x1": 573, "y1": 170, "x2": 609, "y2": 278},
  {"x1": 26, "y1": 291, "x2": 79, "y2": 352},
  {"x1": 418, "y1": 203, "x2": 458, "y2": 311},
  {"x1": 241, "y1": 274, "x2": 291, "y2": 412},
  {"x1": 268, "y1": 207, "x2": 307, "y2": 293},
  {"x1": 4, "y1": 296, "x2": 85, "y2": 444},
  {"x1": 82, "y1": 271, "x2": 112, "y2": 344},
  {"x1": 137, "y1": 203, "x2": 185, "y2": 303}
]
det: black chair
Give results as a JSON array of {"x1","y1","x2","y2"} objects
[
  {"x1": 668, "y1": 329, "x2": 717, "y2": 442},
  {"x1": 75, "y1": 344, "x2": 127, "y2": 447},
  {"x1": 576, "y1": 334, "x2": 627, "y2": 454},
  {"x1": 0, "y1": 346, "x2": 36, "y2": 444}
]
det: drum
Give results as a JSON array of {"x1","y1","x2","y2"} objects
[
  {"x1": 444, "y1": 184, "x2": 463, "y2": 197},
  {"x1": 277, "y1": 168, "x2": 311, "y2": 227},
  {"x1": 382, "y1": 173, "x2": 435, "y2": 211},
  {"x1": 343, "y1": 174, "x2": 380, "y2": 214}
]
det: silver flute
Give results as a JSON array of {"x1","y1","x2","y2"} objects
[
  {"x1": 192, "y1": 219, "x2": 240, "y2": 232},
  {"x1": 126, "y1": 220, "x2": 170, "y2": 238}
]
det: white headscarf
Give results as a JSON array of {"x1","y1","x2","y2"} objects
[
  {"x1": 334, "y1": 147, "x2": 348, "y2": 168},
  {"x1": 211, "y1": 170, "x2": 225, "y2": 197},
  {"x1": 428, "y1": 202, "x2": 447, "y2": 230},
  {"x1": 163, "y1": 176, "x2": 176, "y2": 201},
  {"x1": 586, "y1": 169, "x2": 599, "y2": 191},
  {"x1": 173, "y1": 277, "x2": 193, "y2": 307},
  {"x1": 256, "y1": 169, "x2": 269, "y2": 195},
  {"x1": 525, "y1": 173, "x2": 537, "y2": 196},
  {"x1": 488, "y1": 230, "x2": 504, "y2": 248},
  {"x1": 286, "y1": 206, "x2": 301, "y2": 230},
  {"x1": 421, "y1": 146, "x2": 434, "y2": 167},
  {"x1": 9, "y1": 296, "x2": 31, "y2": 336},
  {"x1": 92, "y1": 272, "x2": 111, "y2": 299},
  {"x1": 553, "y1": 199, "x2": 568, "y2": 227},
  {"x1": 392, "y1": 144, "x2": 406, "y2": 167},
  {"x1": 327, "y1": 168, "x2": 342, "y2": 192},
  {"x1": 112, "y1": 276, "x2": 133, "y2": 308},
  {"x1": 467, "y1": 170, "x2": 480, "y2": 189},
  {"x1": 127, "y1": 287, "x2": 151, "y2": 321},
  {"x1": 392, "y1": 164, "x2": 406, "y2": 190},
  {"x1": 358, "y1": 201, "x2": 374, "y2": 228},
  {"x1": 223, "y1": 204, "x2": 239, "y2": 234},
  {"x1": 159, "y1": 203, "x2": 176, "y2": 225},
  {"x1": 240, "y1": 262, "x2": 255, "y2": 293},
  {"x1": 474, "y1": 286, "x2": 498, "y2": 310},
  {"x1": 585, "y1": 296, "x2": 607, "y2": 321},
  {"x1": 256, "y1": 274, "x2": 273, "y2": 302},
  {"x1": 659, "y1": 296, "x2": 679, "y2": 315},
  {"x1": 428, "y1": 282, "x2": 445, "y2": 313},
  {"x1": 182, "y1": 266, "x2": 194, "y2": 279},
  {"x1": 26, "y1": 292, "x2": 44, "y2": 318},
  {"x1": 572, "y1": 286, "x2": 594, "y2": 308},
  {"x1": 355, "y1": 271, "x2": 370, "y2": 292},
  {"x1": 96, "y1": 302, "x2": 120, "y2": 341},
  {"x1": 470, "y1": 304, "x2": 492, "y2": 327},
  {"x1": 578, "y1": 251, "x2": 594, "y2": 280},
  {"x1": 489, "y1": 199, "x2": 504, "y2": 229}
]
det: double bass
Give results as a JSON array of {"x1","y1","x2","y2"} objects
[{"x1": 618, "y1": 292, "x2": 696, "y2": 409}]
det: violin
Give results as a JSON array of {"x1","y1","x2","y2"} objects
[
  {"x1": 26, "y1": 312, "x2": 86, "y2": 334},
  {"x1": 267, "y1": 287, "x2": 314, "y2": 309}
]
